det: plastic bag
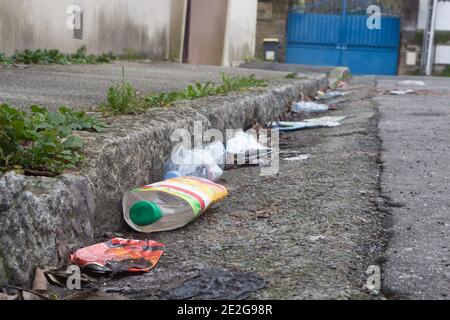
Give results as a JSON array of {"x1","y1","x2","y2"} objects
[
  {"x1": 226, "y1": 131, "x2": 272, "y2": 165},
  {"x1": 292, "y1": 101, "x2": 329, "y2": 113},
  {"x1": 164, "y1": 142, "x2": 226, "y2": 182},
  {"x1": 315, "y1": 91, "x2": 346, "y2": 101},
  {"x1": 226, "y1": 131, "x2": 267, "y2": 155},
  {"x1": 270, "y1": 116, "x2": 347, "y2": 132}
]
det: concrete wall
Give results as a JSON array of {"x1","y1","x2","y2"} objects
[
  {"x1": 0, "y1": 0, "x2": 171, "y2": 58},
  {"x1": 222, "y1": 0, "x2": 258, "y2": 67}
]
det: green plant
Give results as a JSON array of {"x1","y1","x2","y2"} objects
[
  {"x1": 218, "y1": 73, "x2": 267, "y2": 93},
  {"x1": 103, "y1": 72, "x2": 268, "y2": 114},
  {"x1": 0, "y1": 53, "x2": 12, "y2": 65},
  {"x1": 0, "y1": 104, "x2": 105, "y2": 175},
  {"x1": 286, "y1": 72, "x2": 297, "y2": 79},
  {"x1": 100, "y1": 67, "x2": 145, "y2": 115},
  {"x1": 57, "y1": 107, "x2": 106, "y2": 132},
  {"x1": 146, "y1": 92, "x2": 181, "y2": 108},
  {"x1": 28, "y1": 105, "x2": 105, "y2": 133},
  {"x1": 96, "y1": 52, "x2": 116, "y2": 63},
  {"x1": 146, "y1": 73, "x2": 267, "y2": 108},
  {"x1": 0, "y1": 104, "x2": 89, "y2": 174},
  {"x1": 5, "y1": 46, "x2": 117, "y2": 65}
]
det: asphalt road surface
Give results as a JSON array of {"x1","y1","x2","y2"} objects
[{"x1": 377, "y1": 76, "x2": 450, "y2": 299}]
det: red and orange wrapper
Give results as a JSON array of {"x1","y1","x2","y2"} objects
[{"x1": 70, "y1": 238, "x2": 164, "y2": 274}]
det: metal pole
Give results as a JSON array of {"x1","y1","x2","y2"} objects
[{"x1": 426, "y1": 0, "x2": 438, "y2": 76}]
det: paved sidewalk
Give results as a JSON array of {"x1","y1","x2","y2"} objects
[{"x1": 0, "y1": 61, "x2": 295, "y2": 111}]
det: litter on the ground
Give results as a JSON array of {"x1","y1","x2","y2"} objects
[
  {"x1": 270, "y1": 116, "x2": 347, "y2": 132},
  {"x1": 291, "y1": 101, "x2": 329, "y2": 113},
  {"x1": 164, "y1": 141, "x2": 225, "y2": 182},
  {"x1": 226, "y1": 131, "x2": 273, "y2": 165},
  {"x1": 284, "y1": 154, "x2": 310, "y2": 161},
  {"x1": 123, "y1": 176, "x2": 228, "y2": 233},
  {"x1": 226, "y1": 131, "x2": 267, "y2": 155},
  {"x1": 390, "y1": 89, "x2": 415, "y2": 95},
  {"x1": 315, "y1": 91, "x2": 346, "y2": 101},
  {"x1": 398, "y1": 80, "x2": 425, "y2": 86},
  {"x1": 70, "y1": 238, "x2": 164, "y2": 275}
]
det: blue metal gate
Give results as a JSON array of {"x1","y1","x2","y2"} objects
[{"x1": 286, "y1": 0, "x2": 401, "y2": 75}]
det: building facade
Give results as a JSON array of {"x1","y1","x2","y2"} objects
[{"x1": 0, "y1": 0, "x2": 258, "y2": 67}]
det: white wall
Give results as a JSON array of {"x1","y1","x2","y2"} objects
[
  {"x1": 418, "y1": 0, "x2": 450, "y2": 31},
  {"x1": 435, "y1": 1, "x2": 450, "y2": 31},
  {"x1": 0, "y1": 0, "x2": 172, "y2": 58},
  {"x1": 222, "y1": 0, "x2": 257, "y2": 67},
  {"x1": 435, "y1": 45, "x2": 450, "y2": 64}
]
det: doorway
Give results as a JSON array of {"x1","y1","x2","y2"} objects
[{"x1": 182, "y1": 0, "x2": 229, "y2": 66}]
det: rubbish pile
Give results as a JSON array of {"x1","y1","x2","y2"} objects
[{"x1": 8, "y1": 82, "x2": 353, "y2": 300}]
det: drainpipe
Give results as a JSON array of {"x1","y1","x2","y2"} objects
[{"x1": 425, "y1": 0, "x2": 438, "y2": 76}]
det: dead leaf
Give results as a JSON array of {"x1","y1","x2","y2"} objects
[
  {"x1": 32, "y1": 268, "x2": 48, "y2": 291},
  {"x1": 45, "y1": 272, "x2": 64, "y2": 287}
]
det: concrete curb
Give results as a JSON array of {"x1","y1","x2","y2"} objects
[{"x1": 0, "y1": 74, "x2": 328, "y2": 285}]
